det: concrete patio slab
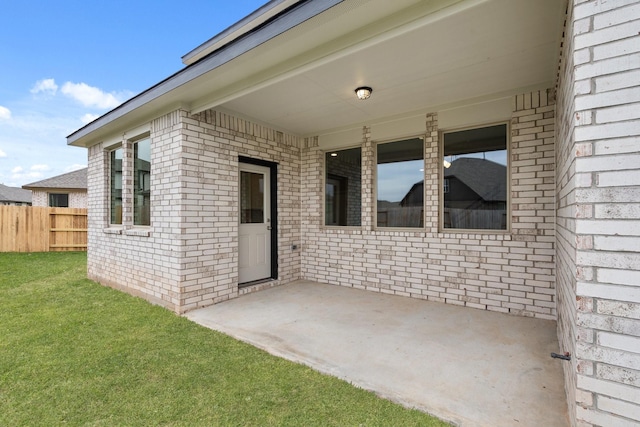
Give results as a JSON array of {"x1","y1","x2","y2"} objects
[{"x1": 185, "y1": 280, "x2": 569, "y2": 426}]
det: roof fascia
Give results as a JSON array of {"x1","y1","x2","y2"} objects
[
  {"x1": 182, "y1": 0, "x2": 301, "y2": 65},
  {"x1": 67, "y1": 0, "x2": 343, "y2": 147}
]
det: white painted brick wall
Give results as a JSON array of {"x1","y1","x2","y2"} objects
[
  {"x1": 29, "y1": 190, "x2": 47, "y2": 207},
  {"x1": 558, "y1": 0, "x2": 640, "y2": 425},
  {"x1": 300, "y1": 90, "x2": 556, "y2": 320},
  {"x1": 86, "y1": 109, "x2": 302, "y2": 314},
  {"x1": 68, "y1": 191, "x2": 87, "y2": 208},
  {"x1": 29, "y1": 190, "x2": 87, "y2": 207}
]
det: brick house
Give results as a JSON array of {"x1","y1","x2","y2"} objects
[
  {"x1": 0, "y1": 184, "x2": 32, "y2": 206},
  {"x1": 67, "y1": 1, "x2": 640, "y2": 425},
  {"x1": 22, "y1": 168, "x2": 88, "y2": 208}
]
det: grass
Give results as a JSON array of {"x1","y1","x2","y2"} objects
[{"x1": 0, "y1": 252, "x2": 448, "y2": 426}]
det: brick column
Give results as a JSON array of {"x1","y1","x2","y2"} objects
[
  {"x1": 557, "y1": 1, "x2": 640, "y2": 425},
  {"x1": 361, "y1": 126, "x2": 374, "y2": 230},
  {"x1": 424, "y1": 113, "x2": 439, "y2": 233}
]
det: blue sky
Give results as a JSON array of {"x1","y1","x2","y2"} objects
[{"x1": 0, "y1": 0, "x2": 265, "y2": 187}]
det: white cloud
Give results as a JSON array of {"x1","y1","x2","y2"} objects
[
  {"x1": 31, "y1": 164, "x2": 50, "y2": 171},
  {"x1": 61, "y1": 82, "x2": 122, "y2": 109},
  {"x1": 81, "y1": 113, "x2": 100, "y2": 124},
  {"x1": 0, "y1": 149, "x2": 6, "y2": 158},
  {"x1": 31, "y1": 78, "x2": 59, "y2": 95},
  {"x1": 11, "y1": 170, "x2": 44, "y2": 183},
  {"x1": 9, "y1": 164, "x2": 51, "y2": 185},
  {"x1": 0, "y1": 78, "x2": 125, "y2": 186},
  {"x1": 64, "y1": 164, "x2": 86, "y2": 173},
  {"x1": 0, "y1": 106, "x2": 11, "y2": 120}
]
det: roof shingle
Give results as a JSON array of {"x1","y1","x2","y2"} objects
[
  {"x1": 22, "y1": 168, "x2": 87, "y2": 190},
  {"x1": 0, "y1": 184, "x2": 32, "y2": 203}
]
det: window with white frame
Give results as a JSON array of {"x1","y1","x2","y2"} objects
[
  {"x1": 133, "y1": 137, "x2": 151, "y2": 226},
  {"x1": 325, "y1": 147, "x2": 361, "y2": 226},
  {"x1": 442, "y1": 123, "x2": 508, "y2": 230},
  {"x1": 376, "y1": 137, "x2": 424, "y2": 228},
  {"x1": 110, "y1": 147, "x2": 123, "y2": 225}
]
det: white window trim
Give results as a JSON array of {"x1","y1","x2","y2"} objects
[
  {"x1": 131, "y1": 134, "x2": 151, "y2": 228},
  {"x1": 108, "y1": 144, "x2": 124, "y2": 228},
  {"x1": 104, "y1": 130, "x2": 152, "y2": 233}
]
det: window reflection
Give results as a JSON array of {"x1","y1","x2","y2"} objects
[
  {"x1": 110, "y1": 147, "x2": 122, "y2": 225},
  {"x1": 241, "y1": 171, "x2": 265, "y2": 224},
  {"x1": 443, "y1": 124, "x2": 507, "y2": 230},
  {"x1": 325, "y1": 147, "x2": 361, "y2": 226},
  {"x1": 133, "y1": 138, "x2": 151, "y2": 226},
  {"x1": 376, "y1": 138, "x2": 424, "y2": 228}
]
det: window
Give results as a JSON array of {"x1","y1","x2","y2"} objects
[
  {"x1": 240, "y1": 171, "x2": 264, "y2": 223},
  {"x1": 110, "y1": 147, "x2": 123, "y2": 225},
  {"x1": 133, "y1": 137, "x2": 151, "y2": 226},
  {"x1": 376, "y1": 138, "x2": 424, "y2": 228},
  {"x1": 442, "y1": 123, "x2": 508, "y2": 230},
  {"x1": 325, "y1": 147, "x2": 361, "y2": 226},
  {"x1": 49, "y1": 193, "x2": 69, "y2": 207}
]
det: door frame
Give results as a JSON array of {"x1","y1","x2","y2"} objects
[{"x1": 239, "y1": 156, "x2": 278, "y2": 282}]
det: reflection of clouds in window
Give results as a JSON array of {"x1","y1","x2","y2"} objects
[
  {"x1": 135, "y1": 138, "x2": 151, "y2": 162},
  {"x1": 376, "y1": 137, "x2": 424, "y2": 228},
  {"x1": 445, "y1": 150, "x2": 506, "y2": 165},
  {"x1": 377, "y1": 160, "x2": 423, "y2": 202}
]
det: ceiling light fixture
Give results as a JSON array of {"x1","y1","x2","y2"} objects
[
  {"x1": 355, "y1": 86, "x2": 373, "y2": 100},
  {"x1": 443, "y1": 160, "x2": 452, "y2": 168},
  {"x1": 330, "y1": 152, "x2": 338, "y2": 157}
]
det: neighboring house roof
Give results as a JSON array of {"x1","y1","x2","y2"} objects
[
  {"x1": 22, "y1": 168, "x2": 88, "y2": 191},
  {"x1": 0, "y1": 184, "x2": 32, "y2": 204}
]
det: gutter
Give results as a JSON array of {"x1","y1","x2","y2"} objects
[{"x1": 181, "y1": 0, "x2": 301, "y2": 65}]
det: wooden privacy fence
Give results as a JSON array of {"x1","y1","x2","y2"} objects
[{"x1": 0, "y1": 206, "x2": 87, "y2": 252}]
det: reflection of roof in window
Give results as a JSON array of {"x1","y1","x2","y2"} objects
[
  {"x1": 400, "y1": 158, "x2": 507, "y2": 206},
  {"x1": 445, "y1": 158, "x2": 506, "y2": 202}
]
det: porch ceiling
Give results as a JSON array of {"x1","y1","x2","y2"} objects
[
  {"x1": 208, "y1": 0, "x2": 565, "y2": 137},
  {"x1": 68, "y1": 0, "x2": 566, "y2": 147}
]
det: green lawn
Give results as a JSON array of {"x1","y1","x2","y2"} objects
[{"x1": 0, "y1": 252, "x2": 447, "y2": 426}]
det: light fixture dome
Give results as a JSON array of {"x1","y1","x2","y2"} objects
[{"x1": 355, "y1": 86, "x2": 372, "y2": 100}]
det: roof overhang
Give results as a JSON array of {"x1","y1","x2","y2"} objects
[
  {"x1": 181, "y1": 0, "x2": 302, "y2": 65},
  {"x1": 68, "y1": 0, "x2": 566, "y2": 148}
]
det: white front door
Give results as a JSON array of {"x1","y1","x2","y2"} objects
[{"x1": 239, "y1": 163, "x2": 271, "y2": 284}]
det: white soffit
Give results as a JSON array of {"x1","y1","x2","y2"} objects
[
  {"x1": 215, "y1": 0, "x2": 563, "y2": 137},
  {"x1": 69, "y1": 0, "x2": 564, "y2": 146}
]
